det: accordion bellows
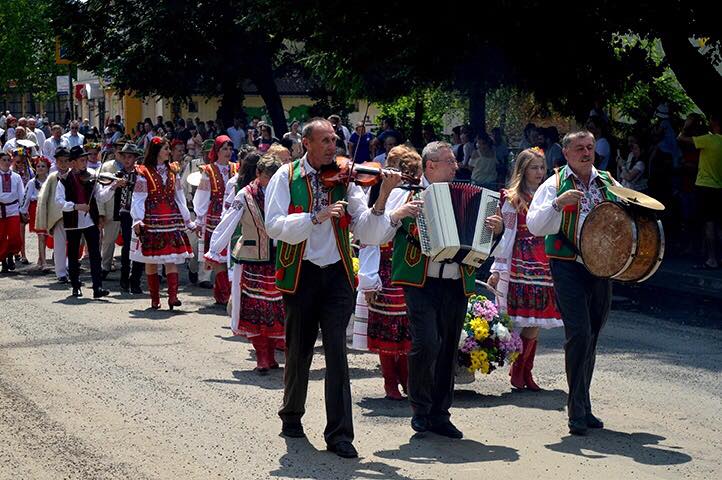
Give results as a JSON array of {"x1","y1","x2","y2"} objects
[{"x1": 417, "y1": 182, "x2": 500, "y2": 267}]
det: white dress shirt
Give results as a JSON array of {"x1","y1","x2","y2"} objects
[
  {"x1": 61, "y1": 132, "x2": 85, "y2": 148},
  {"x1": 264, "y1": 155, "x2": 389, "y2": 267},
  {"x1": 527, "y1": 166, "x2": 618, "y2": 262}
]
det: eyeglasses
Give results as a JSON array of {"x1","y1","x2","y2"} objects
[{"x1": 430, "y1": 159, "x2": 457, "y2": 166}]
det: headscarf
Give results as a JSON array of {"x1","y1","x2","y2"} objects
[{"x1": 208, "y1": 135, "x2": 233, "y2": 163}]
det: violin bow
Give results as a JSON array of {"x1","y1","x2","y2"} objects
[{"x1": 347, "y1": 101, "x2": 371, "y2": 182}]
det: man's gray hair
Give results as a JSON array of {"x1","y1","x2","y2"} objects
[
  {"x1": 421, "y1": 141, "x2": 452, "y2": 169},
  {"x1": 561, "y1": 130, "x2": 595, "y2": 148},
  {"x1": 302, "y1": 117, "x2": 332, "y2": 140}
]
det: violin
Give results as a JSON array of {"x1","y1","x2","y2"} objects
[{"x1": 319, "y1": 157, "x2": 421, "y2": 190}]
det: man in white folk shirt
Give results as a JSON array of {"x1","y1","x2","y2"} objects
[
  {"x1": 43, "y1": 124, "x2": 68, "y2": 170},
  {"x1": 55, "y1": 146, "x2": 115, "y2": 299},
  {"x1": 527, "y1": 130, "x2": 620, "y2": 436},
  {"x1": 370, "y1": 141, "x2": 503, "y2": 439},
  {"x1": 264, "y1": 118, "x2": 409, "y2": 459}
]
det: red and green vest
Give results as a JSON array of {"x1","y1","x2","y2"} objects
[
  {"x1": 390, "y1": 193, "x2": 477, "y2": 297},
  {"x1": 274, "y1": 159, "x2": 356, "y2": 294},
  {"x1": 545, "y1": 166, "x2": 616, "y2": 260}
]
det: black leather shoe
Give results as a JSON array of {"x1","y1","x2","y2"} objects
[
  {"x1": 6, "y1": 256, "x2": 15, "y2": 271},
  {"x1": 327, "y1": 441, "x2": 358, "y2": 459},
  {"x1": 130, "y1": 283, "x2": 143, "y2": 294},
  {"x1": 281, "y1": 422, "x2": 305, "y2": 438},
  {"x1": 72, "y1": 287, "x2": 83, "y2": 297},
  {"x1": 411, "y1": 415, "x2": 429, "y2": 433},
  {"x1": 120, "y1": 279, "x2": 130, "y2": 292},
  {"x1": 428, "y1": 420, "x2": 463, "y2": 439},
  {"x1": 58, "y1": 276, "x2": 69, "y2": 284},
  {"x1": 568, "y1": 418, "x2": 588, "y2": 436},
  {"x1": 586, "y1": 413, "x2": 604, "y2": 429},
  {"x1": 93, "y1": 288, "x2": 110, "y2": 299}
]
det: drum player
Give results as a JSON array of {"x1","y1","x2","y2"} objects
[{"x1": 527, "y1": 130, "x2": 620, "y2": 436}]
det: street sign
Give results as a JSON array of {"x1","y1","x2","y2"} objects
[
  {"x1": 55, "y1": 37, "x2": 72, "y2": 65},
  {"x1": 56, "y1": 76, "x2": 70, "y2": 93}
]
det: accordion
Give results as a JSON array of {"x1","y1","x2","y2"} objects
[{"x1": 416, "y1": 182, "x2": 500, "y2": 267}]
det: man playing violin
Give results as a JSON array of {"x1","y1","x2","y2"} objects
[
  {"x1": 264, "y1": 118, "x2": 412, "y2": 459},
  {"x1": 372, "y1": 141, "x2": 503, "y2": 439},
  {"x1": 55, "y1": 145, "x2": 115, "y2": 298}
]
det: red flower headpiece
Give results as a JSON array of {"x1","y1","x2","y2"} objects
[
  {"x1": 151, "y1": 136, "x2": 165, "y2": 145},
  {"x1": 529, "y1": 146, "x2": 545, "y2": 156}
]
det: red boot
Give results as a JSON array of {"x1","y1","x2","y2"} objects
[
  {"x1": 250, "y1": 336, "x2": 270, "y2": 374},
  {"x1": 167, "y1": 272, "x2": 182, "y2": 310},
  {"x1": 214, "y1": 271, "x2": 231, "y2": 305},
  {"x1": 510, "y1": 343, "x2": 526, "y2": 390},
  {"x1": 147, "y1": 273, "x2": 161, "y2": 309},
  {"x1": 397, "y1": 354, "x2": 409, "y2": 395},
  {"x1": 267, "y1": 338, "x2": 280, "y2": 369},
  {"x1": 523, "y1": 337, "x2": 542, "y2": 391},
  {"x1": 380, "y1": 353, "x2": 403, "y2": 400}
]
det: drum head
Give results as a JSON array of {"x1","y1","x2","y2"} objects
[{"x1": 580, "y1": 202, "x2": 635, "y2": 278}]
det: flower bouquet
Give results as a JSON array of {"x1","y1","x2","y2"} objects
[{"x1": 456, "y1": 294, "x2": 523, "y2": 381}]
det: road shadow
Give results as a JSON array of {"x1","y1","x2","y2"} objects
[
  {"x1": 128, "y1": 308, "x2": 187, "y2": 320},
  {"x1": 375, "y1": 434, "x2": 519, "y2": 465},
  {"x1": 203, "y1": 369, "x2": 284, "y2": 391},
  {"x1": 357, "y1": 396, "x2": 411, "y2": 418},
  {"x1": 545, "y1": 429, "x2": 692, "y2": 465},
  {"x1": 271, "y1": 437, "x2": 417, "y2": 480},
  {"x1": 454, "y1": 388, "x2": 567, "y2": 412},
  {"x1": 0, "y1": 323, "x2": 164, "y2": 349},
  {"x1": 309, "y1": 366, "x2": 379, "y2": 382},
  {"x1": 195, "y1": 304, "x2": 227, "y2": 316},
  {"x1": 54, "y1": 296, "x2": 111, "y2": 305}
]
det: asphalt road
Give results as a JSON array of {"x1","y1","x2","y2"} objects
[{"x1": 0, "y1": 256, "x2": 720, "y2": 479}]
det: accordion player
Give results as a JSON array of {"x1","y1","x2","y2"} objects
[{"x1": 417, "y1": 182, "x2": 500, "y2": 268}]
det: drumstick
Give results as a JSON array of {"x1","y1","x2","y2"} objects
[{"x1": 475, "y1": 280, "x2": 502, "y2": 298}]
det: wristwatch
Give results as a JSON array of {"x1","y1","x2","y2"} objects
[{"x1": 552, "y1": 198, "x2": 561, "y2": 212}]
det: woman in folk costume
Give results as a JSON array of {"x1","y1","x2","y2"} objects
[
  {"x1": 131, "y1": 137, "x2": 195, "y2": 310},
  {"x1": 20, "y1": 156, "x2": 50, "y2": 270},
  {"x1": 357, "y1": 145, "x2": 421, "y2": 399},
  {"x1": 205, "y1": 154, "x2": 285, "y2": 374},
  {"x1": 193, "y1": 135, "x2": 239, "y2": 305},
  {"x1": 488, "y1": 147, "x2": 562, "y2": 390}
]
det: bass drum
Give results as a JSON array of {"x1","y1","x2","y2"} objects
[{"x1": 579, "y1": 201, "x2": 664, "y2": 283}]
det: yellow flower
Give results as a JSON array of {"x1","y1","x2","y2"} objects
[
  {"x1": 352, "y1": 257, "x2": 360, "y2": 275},
  {"x1": 480, "y1": 361, "x2": 490, "y2": 374},
  {"x1": 470, "y1": 319, "x2": 489, "y2": 341}
]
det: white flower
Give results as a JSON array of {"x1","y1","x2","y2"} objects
[{"x1": 492, "y1": 323, "x2": 511, "y2": 342}]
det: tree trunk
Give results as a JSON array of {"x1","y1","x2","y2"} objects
[
  {"x1": 248, "y1": 49, "x2": 288, "y2": 138},
  {"x1": 217, "y1": 80, "x2": 244, "y2": 128},
  {"x1": 660, "y1": 33, "x2": 722, "y2": 114},
  {"x1": 411, "y1": 93, "x2": 424, "y2": 148},
  {"x1": 469, "y1": 85, "x2": 487, "y2": 134}
]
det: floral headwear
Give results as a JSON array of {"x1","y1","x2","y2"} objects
[
  {"x1": 33, "y1": 156, "x2": 52, "y2": 168},
  {"x1": 170, "y1": 138, "x2": 185, "y2": 149},
  {"x1": 150, "y1": 136, "x2": 165, "y2": 146},
  {"x1": 208, "y1": 135, "x2": 233, "y2": 162}
]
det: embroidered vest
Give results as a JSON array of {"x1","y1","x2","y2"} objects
[
  {"x1": 136, "y1": 163, "x2": 184, "y2": 231},
  {"x1": 231, "y1": 184, "x2": 273, "y2": 264},
  {"x1": 545, "y1": 166, "x2": 616, "y2": 260},
  {"x1": 60, "y1": 171, "x2": 99, "y2": 228},
  {"x1": 202, "y1": 162, "x2": 238, "y2": 229},
  {"x1": 274, "y1": 159, "x2": 355, "y2": 294},
  {"x1": 390, "y1": 192, "x2": 477, "y2": 296}
]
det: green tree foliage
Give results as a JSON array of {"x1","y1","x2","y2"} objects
[
  {"x1": 50, "y1": 0, "x2": 290, "y2": 135},
  {"x1": 0, "y1": 0, "x2": 65, "y2": 96}
]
